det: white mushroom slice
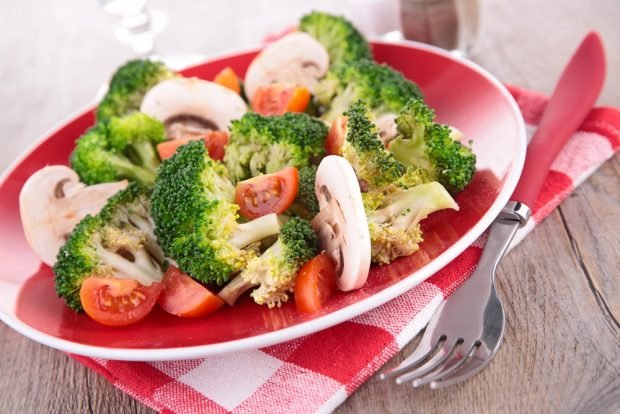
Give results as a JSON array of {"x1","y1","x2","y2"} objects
[
  {"x1": 375, "y1": 113, "x2": 398, "y2": 145},
  {"x1": 19, "y1": 166, "x2": 128, "y2": 266},
  {"x1": 449, "y1": 126, "x2": 465, "y2": 142},
  {"x1": 140, "y1": 77, "x2": 247, "y2": 138},
  {"x1": 244, "y1": 32, "x2": 330, "y2": 102},
  {"x1": 310, "y1": 156, "x2": 371, "y2": 292}
]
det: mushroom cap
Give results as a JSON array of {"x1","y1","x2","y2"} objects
[
  {"x1": 19, "y1": 165, "x2": 127, "y2": 266},
  {"x1": 244, "y1": 32, "x2": 330, "y2": 102},
  {"x1": 140, "y1": 77, "x2": 247, "y2": 132},
  {"x1": 311, "y1": 156, "x2": 371, "y2": 291}
]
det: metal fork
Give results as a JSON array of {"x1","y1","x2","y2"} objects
[
  {"x1": 380, "y1": 201, "x2": 529, "y2": 388},
  {"x1": 380, "y1": 31, "x2": 606, "y2": 389}
]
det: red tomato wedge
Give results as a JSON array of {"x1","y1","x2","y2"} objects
[
  {"x1": 79, "y1": 277, "x2": 163, "y2": 327},
  {"x1": 326, "y1": 115, "x2": 347, "y2": 155},
  {"x1": 158, "y1": 266, "x2": 225, "y2": 318},
  {"x1": 235, "y1": 167, "x2": 299, "y2": 219},
  {"x1": 157, "y1": 131, "x2": 228, "y2": 161},
  {"x1": 251, "y1": 84, "x2": 311, "y2": 115},
  {"x1": 213, "y1": 66, "x2": 241, "y2": 94},
  {"x1": 294, "y1": 253, "x2": 338, "y2": 313}
]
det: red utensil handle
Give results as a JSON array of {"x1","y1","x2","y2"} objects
[{"x1": 511, "y1": 32, "x2": 606, "y2": 207}]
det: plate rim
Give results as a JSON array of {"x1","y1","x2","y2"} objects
[{"x1": 0, "y1": 39, "x2": 527, "y2": 361}]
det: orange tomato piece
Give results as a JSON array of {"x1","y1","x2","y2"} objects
[
  {"x1": 158, "y1": 266, "x2": 225, "y2": 318},
  {"x1": 157, "y1": 131, "x2": 229, "y2": 161},
  {"x1": 213, "y1": 66, "x2": 241, "y2": 94}
]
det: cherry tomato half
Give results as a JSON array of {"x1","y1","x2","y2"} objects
[
  {"x1": 294, "y1": 253, "x2": 337, "y2": 313},
  {"x1": 79, "y1": 277, "x2": 162, "y2": 327},
  {"x1": 235, "y1": 166, "x2": 299, "y2": 219}
]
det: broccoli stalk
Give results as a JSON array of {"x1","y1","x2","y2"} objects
[
  {"x1": 315, "y1": 59, "x2": 423, "y2": 123},
  {"x1": 367, "y1": 182, "x2": 458, "y2": 264},
  {"x1": 53, "y1": 183, "x2": 164, "y2": 311},
  {"x1": 218, "y1": 217, "x2": 318, "y2": 308},
  {"x1": 389, "y1": 98, "x2": 476, "y2": 193},
  {"x1": 227, "y1": 214, "x2": 284, "y2": 250},
  {"x1": 299, "y1": 11, "x2": 372, "y2": 67},
  {"x1": 224, "y1": 112, "x2": 328, "y2": 182},
  {"x1": 97, "y1": 59, "x2": 176, "y2": 121},
  {"x1": 71, "y1": 112, "x2": 165, "y2": 186},
  {"x1": 151, "y1": 140, "x2": 285, "y2": 285}
]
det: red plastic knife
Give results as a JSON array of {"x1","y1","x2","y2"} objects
[{"x1": 511, "y1": 32, "x2": 606, "y2": 209}]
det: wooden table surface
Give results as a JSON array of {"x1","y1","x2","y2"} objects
[{"x1": 1, "y1": 0, "x2": 618, "y2": 413}]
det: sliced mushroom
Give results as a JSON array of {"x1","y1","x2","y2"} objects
[
  {"x1": 375, "y1": 113, "x2": 398, "y2": 145},
  {"x1": 140, "y1": 77, "x2": 247, "y2": 139},
  {"x1": 310, "y1": 156, "x2": 371, "y2": 292},
  {"x1": 19, "y1": 166, "x2": 128, "y2": 266},
  {"x1": 244, "y1": 32, "x2": 330, "y2": 102},
  {"x1": 449, "y1": 126, "x2": 465, "y2": 142}
]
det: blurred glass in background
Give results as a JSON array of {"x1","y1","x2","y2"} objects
[
  {"x1": 401, "y1": 0, "x2": 480, "y2": 56},
  {"x1": 98, "y1": 0, "x2": 480, "y2": 65}
]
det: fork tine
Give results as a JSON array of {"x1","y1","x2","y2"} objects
[
  {"x1": 380, "y1": 331, "x2": 443, "y2": 380},
  {"x1": 394, "y1": 340, "x2": 460, "y2": 384},
  {"x1": 412, "y1": 342, "x2": 479, "y2": 387},
  {"x1": 429, "y1": 356, "x2": 488, "y2": 389}
]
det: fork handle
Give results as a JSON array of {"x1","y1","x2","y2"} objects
[{"x1": 472, "y1": 202, "x2": 531, "y2": 287}]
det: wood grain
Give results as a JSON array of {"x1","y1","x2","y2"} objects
[{"x1": 0, "y1": 0, "x2": 618, "y2": 413}]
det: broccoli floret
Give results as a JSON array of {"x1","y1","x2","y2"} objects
[
  {"x1": 340, "y1": 101, "x2": 406, "y2": 188},
  {"x1": 71, "y1": 112, "x2": 165, "y2": 186},
  {"x1": 224, "y1": 112, "x2": 328, "y2": 182},
  {"x1": 53, "y1": 183, "x2": 164, "y2": 311},
  {"x1": 151, "y1": 140, "x2": 283, "y2": 285},
  {"x1": 315, "y1": 59, "x2": 423, "y2": 123},
  {"x1": 389, "y1": 99, "x2": 476, "y2": 193},
  {"x1": 366, "y1": 182, "x2": 458, "y2": 264},
  {"x1": 97, "y1": 59, "x2": 176, "y2": 121},
  {"x1": 291, "y1": 165, "x2": 320, "y2": 218},
  {"x1": 218, "y1": 217, "x2": 318, "y2": 308},
  {"x1": 299, "y1": 11, "x2": 372, "y2": 67}
]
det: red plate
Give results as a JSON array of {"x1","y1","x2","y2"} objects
[{"x1": 0, "y1": 41, "x2": 526, "y2": 360}]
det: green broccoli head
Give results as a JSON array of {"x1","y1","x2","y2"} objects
[
  {"x1": 53, "y1": 183, "x2": 163, "y2": 311},
  {"x1": 291, "y1": 165, "x2": 320, "y2": 218},
  {"x1": 151, "y1": 140, "x2": 282, "y2": 285},
  {"x1": 96, "y1": 59, "x2": 176, "y2": 121},
  {"x1": 389, "y1": 99, "x2": 476, "y2": 193},
  {"x1": 225, "y1": 112, "x2": 328, "y2": 182},
  {"x1": 70, "y1": 113, "x2": 165, "y2": 186},
  {"x1": 315, "y1": 59, "x2": 423, "y2": 123},
  {"x1": 367, "y1": 182, "x2": 458, "y2": 264},
  {"x1": 299, "y1": 11, "x2": 372, "y2": 67},
  {"x1": 219, "y1": 217, "x2": 318, "y2": 308},
  {"x1": 108, "y1": 112, "x2": 166, "y2": 171},
  {"x1": 341, "y1": 101, "x2": 405, "y2": 188}
]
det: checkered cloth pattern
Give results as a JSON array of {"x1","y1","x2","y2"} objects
[{"x1": 71, "y1": 86, "x2": 620, "y2": 413}]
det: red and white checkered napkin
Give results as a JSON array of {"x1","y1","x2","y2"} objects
[{"x1": 72, "y1": 86, "x2": 620, "y2": 413}]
